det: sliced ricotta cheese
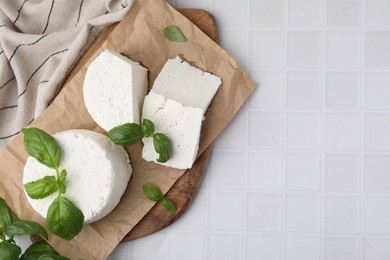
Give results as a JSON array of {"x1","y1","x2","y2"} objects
[
  {"x1": 142, "y1": 92, "x2": 204, "y2": 169},
  {"x1": 83, "y1": 50, "x2": 148, "y2": 131},
  {"x1": 151, "y1": 56, "x2": 221, "y2": 112},
  {"x1": 23, "y1": 130, "x2": 132, "y2": 224}
]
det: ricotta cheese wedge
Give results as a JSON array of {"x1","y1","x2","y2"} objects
[
  {"x1": 83, "y1": 50, "x2": 148, "y2": 131},
  {"x1": 23, "y1": 130, "x2": 132, "y2": 224},
  {"x1": 142, "y1": 92, "x2": 203, "y2": 169},
  {"x1": 151, "y1": 56, "x2": 221, "y2": 112}
]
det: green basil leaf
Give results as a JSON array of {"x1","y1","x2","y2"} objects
[
  {"x1": 58, "y1": 183, "x2": 66, "y2": 195},
  {"x1": 141, "y1": 119, "x2": 155, "y2": 137},
  {"x1": 161, "y1": 197, "x2": 177, "y2": 212},
  {"x1": 24, "y1": 176, "x2": 58, "y2": 200},
  {"x1": 163, "y1": 26, "x2": 187, "y2": 42},
  {"x1": 20, "y1": 241, "x2": 62, "y2": 260},
  {"x1": 22, "y1": 128, "x2": 61, "y2": 169},
  {"x1": 46, "y1": 197, "x2": 84, "y2": 241},
  {"x1": 37, "y1": 253, "x2": 69, "y2": 260},
  {"x1": 0, "y1": 241, "x2": 21, "y2": 260},
  {"x1": 0, "y1": 197, "x2": 16, "y2": 227},
  {"x1": 143, "y1": 184, "x2": 163, "y2": 202},
  {"x1": 58, "y1": 169, "x2": 67, "y2": 183},
  {"x1": 153, "y1": 133, "x2": 172, "y2": 163},
  {"x1": 5, "y1": 220, "x2": 48, "y2": 240},
  {"x1": 108, "y1": 123, "x2": 144, "y2": 146}
]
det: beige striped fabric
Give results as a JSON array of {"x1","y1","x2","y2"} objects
[{"x1": 0, "y1": 0, "x2": 133, "y2": 151}]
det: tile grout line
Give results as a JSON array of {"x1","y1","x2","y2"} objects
[
  {"x1": 281, "y1": 0, "x2": 289, "y2": 259},
  {"x1": 360, "y1": 0, "x2": 366, "y2": 258}
]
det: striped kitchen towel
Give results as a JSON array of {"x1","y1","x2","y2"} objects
[{"x1": 0, "y1": 0, "x2": 133, "y2": 151}]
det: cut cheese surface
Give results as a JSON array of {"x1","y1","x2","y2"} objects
[
  {"x1": 83, "y1": 50, "x2": 148, "y2": 131},
  {"x1": 151, "y1": 56, "x2": 221, "y2": 111},
  {"x1": 142, "y1": 92, "x2": 203, "y2": 169},
  {"x1": 23, "y1": 130, "x2": 132, "y2": 224}
]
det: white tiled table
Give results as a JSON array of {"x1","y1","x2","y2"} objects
[
  {"x1": 107, "y1": 0, "x2": 390, "y2": 259},
  {"x1": 15, "y1": 0, "x2": 390, "y2": 259}
]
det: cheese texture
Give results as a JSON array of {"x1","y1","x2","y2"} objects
[
  {"x1": 83, "y1": 50, "x2": 148, "y2": 131},
  {"x1": 151, "y1": 56, "x2": 221, "y2": 111},
  {"x1": 142, "y1": 92, "x2": 203, "y2": 169},
  {"x1": 23, "y1": 130, "x2": 132, "y2": 224}
]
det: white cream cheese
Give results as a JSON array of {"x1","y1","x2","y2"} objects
[
  {"x1": 83, "y1": 50, "x2": 148, "y2": 131},
  {"x1": 23, "y1": 130, "x2": 132, "y2": 224}
]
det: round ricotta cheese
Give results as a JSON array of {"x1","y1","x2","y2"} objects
[{"x1": 23, "y1": 129, "x2": 132, "y2": 224}]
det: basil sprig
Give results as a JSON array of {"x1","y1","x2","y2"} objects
[
  {"x1": 163, "y1": 26, "x2": 187, "y2": 42},
  {"x1": 0, "y1": 197, "x2": 69, "y2": 259},
  {"x1": 143, "y1": 184, "x2": 177, "y2": 212},
  {"x1": 22, "y1": 128, "x2": 84, "y2": 241},
  {"x1": 109, "y1": 119, "x2": 173, "y2": 163}
]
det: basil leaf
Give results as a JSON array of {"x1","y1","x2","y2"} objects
[
  {"x1": 22, "y1": 128, "x2": 61, "y2": 169},
  {"x1": 153, "y1": 133, "x2": 172, "y2": 163},
  {"x1": 141, "y1": 119, "x2": 155, "y2": 137},
  {"x1": 0, "y1": 241, "x2": 21, "y2": 260},
  {"x1": 20, "y1": 241, "x2": 62, "y2": 260},
  {"x1": 58, "y1": 169, "x2": 67, "y2": 183},
  {"x1": 24, "y1": 176, "x2": 58, "y2": 200},
  {"x1": 0, "y1": 197, "x2": 16, "y2": 227},
  {"x1": 5, "y1": 220, "x2": 48, "y2": 240},
  {"x1": 163, "y1": 26, "x2": 187, "y2": 42},
  {"x1": 161, "y1": 197, "x2": 177, "y2": 212},
  {"x1": 108, "y1": 123, "x2": 144, "y2": 146},
  {"x1": 143, "y1": 184, "x2": 163, "y2": 201},
  {"x1": 58, "y1": 182, "x2": 66, "y2": 195},
  {"x1": 46, "y1": 197, "x2": 84, "y2": 241},
  {"x1": 37, "y1": 253, "x2": 69, "y2": 260}
]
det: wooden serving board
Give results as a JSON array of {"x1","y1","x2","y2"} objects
[{"x1": 60, "y1": 9, "x2": 219, "y2": 243}]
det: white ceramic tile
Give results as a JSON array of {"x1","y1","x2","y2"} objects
[
  {"x1": 215, "y1": 108, "x2": 246, "y2": 148},
  {"x1": 324, "y1": 237, "x2": 359, "y2": 260},
  {"x1": 325, "y1": 154, "x2": 360, "y2": 192},
  {"x1": 168, "y1": 231, "x2": 204, "y2": 260},
  {"x1": 287, "y1": 113, "x2": 321, "y2": 149},
  {"x1": 365, "y1": 72, "x2": 390, "y2": 110},
  {"x1": 286, "y1": 195, "x2": 321, "y2": 232},
  {"x1": 249, "y1": 71, "x2": 284, "y2": 109},
  {"x1": 287, "y1": 72, "x2": 322, "y2": 109},
  {"x1": 326, "y1": 31, "x2": 361, "y2": 68},
  {"x1": 175, "y1": 0, "x2": 210, "y2": 9},
  {"x1": 363, "y1": 238, "x2": 390, "y2": 260},
  {"x1": 173, "y1": 192, "x2": 205, "y2": 229},
  {"x1": 250, "y1": 31, "x2": 284, "y2": 69},
  {"x1": 325, "y1": 112, "x2": 360, "y2": 150},
  {"x1": 288, "y1": 0, "x2": 322, "y2": 27},
  {"x1": 286, "y1": 153, "x2": 321, "y2": 191},
  {"x1": 365, "y1": 0, "x2": 390, "y2": 28},
  {"x1": 364, "y1": 155, "x2": 390, "y2": 192},
  {"x1": 365, "y1": 114, "x2": 390, "y2": 152},
  {"x1": 250, "y1": 0, "x2": 285, "y2": 28},
  {"x1": 220, "y1": 30, "x2": 247, "y2": 67},
  {"x1": 208, "y1": 192, "x2": 243, "y2": 230},
  {"x1": 212, "y1": 0, "x2": 246, "y2": 29},
  {"x1": 208, "y1": 234, "x2": 242, "y2": 260},
  {"x1": 131, "y1": 230, "x2": 169, "y2": 260},
  {"x1": 246, "y1": 235, "x2": 281, "y2": 260},
  {"x1": 326, "y1": 72, "x2": 360, "y2": 110},
  {"x1": 365, "y1": 32, "x2": 390, "y2": 68},
  {"x1": 208, "y1": 151, "x2": 245, "y2": 189},
  {"x1": 247, "y1": 153, "x2": 283, "y2": 190},
  {"x1": 248, "y1": 111, "x2": 284, "y2": 150},
  {"x1": 285, "y1": 236, "x2": 320, "y2": 260},
  {"x1": 288, "y1": 31, "x2": 322, "y2": 68},
  {"x1": 327, "y1": 0, "x2": 360, "y2": 28},
  {"x1": 247, "y1": 193, "x2": 282, "y2": 231},
  {"x1": 325, "y1": 196, "x2": 360, "y2": 234},
  {"x1": 364, "y1": 196, "x2": 390, "y2": 234}
]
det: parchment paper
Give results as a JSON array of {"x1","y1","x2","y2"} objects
[{"x1": 0, "y1": 0, "x2": 255, "y2": 259}]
